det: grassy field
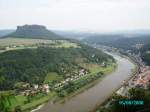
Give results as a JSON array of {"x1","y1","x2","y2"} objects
[
  {"x1": 44, "y1": 72, "x2": 63, "y2": 83},
  {"x1": 75, "y1": 63, "x2": 117, "y2": 84},
  {"x1": 80, "y1": 62, "x2": 117, "y2": 75},
  {"x1": 0, "y1": 38, "x2": 79, "y2": 48},
  {"x1": 8, "y1": 92, "x2": 56, "y2": 111},
  {"x1": 21, "y1": 92, "x2": 56, "y2": 111},
  {"x1": 98, "y1": 63, "x2": 117, "y2": 74},
  {"x1": 0, "y1": 38, "x2": 53, "y2": 46}
]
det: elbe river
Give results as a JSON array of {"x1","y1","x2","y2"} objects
[{"x1": 37, "y1": 52, "x2": 134, "y2": 112}]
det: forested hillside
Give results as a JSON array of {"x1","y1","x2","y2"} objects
[
  {"x1": 141, "y1": 43, "x2": 150, "y2": 65},
  {"x1": 83, "y1": 34, "x2": 150, "y2": 50},
  {"x1": 111, "y1": 35, "x2": 150, "y2": 50},
  {"x1": 83, "y1": 34, "x2": 123, "y2": 45},
  {"x1": 0, "y1": 30, "x2": 14, "y2": 37},
  {"x1": 0, "y1": 44, "x2": 114, "y2": 90}
]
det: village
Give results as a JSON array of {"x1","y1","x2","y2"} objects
[
  {"x1": 18, "y1": 68, "x2": 89, "y2": 97},
  {"x1": 116, "y1": 52, "x2": 150, "y2": 97},
  {"x1": 92, "y1": 45, "x2": 150, "y2": 97},
  {"x1": 116, "y1": 66, "x2": 150, "y2": 97}
]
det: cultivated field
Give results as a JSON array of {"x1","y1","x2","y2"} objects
[
  {"x1": 0, "y1": 38, "x2": 54, "y2": 46},
  {"x1": 0, "y1": 38, "x2": 79, "y2": 48}
]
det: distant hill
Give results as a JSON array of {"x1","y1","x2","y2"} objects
[
  {"x1": 53, "y1": 30, "x2": 92, "y2": 40},
  {"x1": 108, "y1": 35, "x2": 150, "y2": 50},
  {"x1": 84, "y1": 34, "x2": 150, "y2": 50},
  {"x1": 83, "y1": 33, "x2": 150, "y2": 65},
  {"x1": 4, "y1": 25, "x2": 63, "y2": 39},
  {"x1": 83, "y1": 34, "x2": 124, "y2": 45},
  {"x1": 0, "y1": 30, "x2": 14, "y2": 37}
]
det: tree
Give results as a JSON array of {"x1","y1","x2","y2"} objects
[
  {"x1": 0, "y1": 91, "x2": 16, "y2": 112},
  {"x1": 14, "y1": 106, "x2": 22, "y2": 112},
  {"x1": 27, "y1": 94, "x2": 32, "y2": 103},
  {"x1": 0, "y1": 68, "x2": 5, "y2": 85},
  {"x1": 111, "y1": 88, "x2": 149, "y2": 112},
  {"x1": 129, "y1": 88, "x2": 145, "y2": 100}
]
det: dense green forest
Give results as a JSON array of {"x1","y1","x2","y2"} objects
[
  {"x1": 141, "y1": 43, "x2": 150, "y2": 65},
  {"x1": 0, "y1": 44, "x2": 114, "y2": 90},
  {"x1": 83, "y1": 34, "x2": 150, "y2": 50}
]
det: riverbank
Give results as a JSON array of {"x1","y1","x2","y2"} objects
[
  {"x1": 91, "y1": 51, "x2": 139, "y2": 112},
  {"x1": 28, "y1": 62, "x2": 117, "y2": 112},
  {"x1": 36, "y1": 52, "x2": 134, "y2": 112},
  {"x1": 54, "y1": 63, "x2": 117, "y2": 104}
]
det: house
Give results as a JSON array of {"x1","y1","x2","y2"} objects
[
  {"x1": 92, "y1": 54, "x2": 95, "y2": 58},
  {"x1": 5, "y1": 46, "x2": 10, "y2": 50},
  {"x1": 101, "y1": 62, "x2": 105, "y2": 67},
  {"x1": 116, "y1": 86, "x2": 130, "y2": 97},
  {"x1": 22, "y1": 83, "x2": 30, "y2": 88},
  {"x1": 43, "y1": 84, "x2": 50, "y2": 93},
  {"x1": 33, "y1": 84, "x2": 39, "y2": 90},
  {"x1": 134, "y1": 69, "x2": 150, "y2": 89},
  {"x1": 79, "y1": 69, "x2": 86, "y2": 76},
  {"x1": 31, "y1": 90, "x2": 37, "y2": 96},
  {"x1": 22, "y1": 90, "x2": 31, "y2": 96},
  {"x1": 66, "y1": 78, "x2": 70, "y2": 82}
]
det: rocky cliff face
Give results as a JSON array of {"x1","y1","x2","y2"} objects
[
  {"x1": 16, "y1": 25, "x2": 46, "y2": 32},
  {"x1": 5, "y1": 24, "x2": 63, "y2": 39}
]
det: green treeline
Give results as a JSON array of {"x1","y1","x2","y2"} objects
[
  {"x1": 141, "y1": 43, "x2": 150, "y2": 65},
  {"x1": 98, "y1": 88, "x2": 150, "y2": 112},
  {"x1": 0, "y1": 44, "x2": 114, "y2": 90}
]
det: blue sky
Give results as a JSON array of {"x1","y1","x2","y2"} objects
[{"x1": 0, "y1": 0, "x2": 150, "y2": 32}]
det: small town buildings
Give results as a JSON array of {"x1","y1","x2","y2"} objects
[
  {"x1": 22, "y1": 83, "x2": 30, "y2": 88},
  {"x1": 21, "y1": 90, "x2": 31, "y2": 96},
  {"x1": 129, "y1": 66, "x2": 150, "y2": 89},
  {"x1": 101, "y1": 62, "x2": 105, "y2": 67},
  {"x1": 43, "y1": 84, "x2": 50, "y2": 93},
  {"x1": 33, "y1": 84, "x2": 39, "y2": 90},
  {"x1": 116, "y1": 86, "x2": 130, "y2": 97}
]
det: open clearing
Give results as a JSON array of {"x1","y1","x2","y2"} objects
[
  {"x1": 0, "y1": 38, "x2": 79, "y2": 48},
  {"x1": 44, "y1": 72, "x2": 63, "y2": 83}
]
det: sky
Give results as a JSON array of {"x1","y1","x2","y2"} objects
[{"x1": 0, "y1": 0, "x2": 150, "y2": 32}]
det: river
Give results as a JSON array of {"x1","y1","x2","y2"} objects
[{"x1": 37, "y1": 52, "x2": 134, "y2": 112}]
